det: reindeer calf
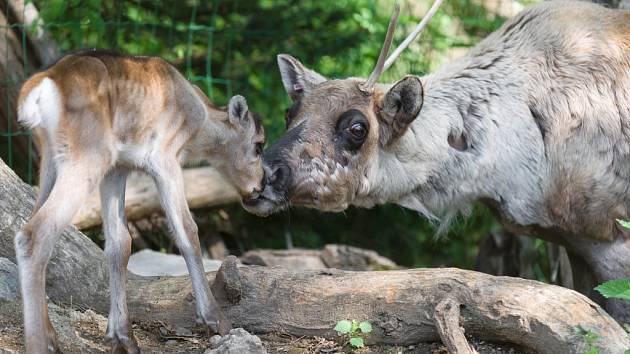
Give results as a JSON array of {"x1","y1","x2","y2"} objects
[{"x1": 15, "y1": 50, "x2": 265, "y2": 353}]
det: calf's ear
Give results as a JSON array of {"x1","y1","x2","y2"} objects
[
  {"x1": 376, "y1": 76, "x2": 424, "y2": 146},
  {"x1": 228, "y1": 95, "x2": 249, "y2": 127}
]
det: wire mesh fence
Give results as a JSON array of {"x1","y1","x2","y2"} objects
[{"x1": 1, "y1": 0, "x2": 524, "y2": 185}]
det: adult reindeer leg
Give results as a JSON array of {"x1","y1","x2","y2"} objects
[
  {"x1": 100, "y1": 168, "x2": 140, "y2": 354},
  {"x1": 572, "y1": 237, "x2": 630, "y2": 324},
  {"x1": 148, "y1": 156, "x2": 231, "y2": 335}
]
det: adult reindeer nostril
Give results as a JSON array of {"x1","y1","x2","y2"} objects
[{"x1": 268, "y1": 164, "x2": 291, "y2": 191}]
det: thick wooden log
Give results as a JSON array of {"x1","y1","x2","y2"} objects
[
  {"x1": 72, "y1": 167, "x2": 238, "y2": 229},
  {"x1": 204, "y1": 257, "x2": 627, "y2": 354},
  {"x1": 114, "y1": 257, "x2": 630, "y2": 353},
  {"x1": 0, "y1": 158, "x2": 110, "y2": 311}
]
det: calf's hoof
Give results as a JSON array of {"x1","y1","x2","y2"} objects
[
  {"x1": 197, "y1": 309, "x2": 232, "y2": 335},
  {"x1": 45, "y1": 324, "x2": 62, "y2": 353}
]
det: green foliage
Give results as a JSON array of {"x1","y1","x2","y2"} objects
[
  {"x1": 596, "y1": 221, "x2": 630, "y2": 300},
  {"x1": 349, "y1": 337, "x2": 364, "y2": 348},
  {"x1": 617, "y1": 219, "x2": 630, "y2": 230},
  {"x1": 334, "y1": 320, "x2": 352, "y2": 334},
  {"x1": 575, "y1": 326, "x2": 601, "y2": 354},
  {"x1": 594, "y1": 279, "x2": 630, "y2": 301},
  {"x1": 334, "y1": 320, "x2": 372, "y2": 349},
  {"x1": 29, "y1": 0, "x2": 554, "y2": 272}
]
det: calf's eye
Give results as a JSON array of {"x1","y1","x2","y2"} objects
[{"x1": 255, "y1": 143, "x2": 264, "y2": 156}]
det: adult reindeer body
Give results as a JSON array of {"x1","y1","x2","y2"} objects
[
  {"x1": 245, "y1": 1, "x2": 630, "y2": 321},
  {"x1": 16, "y1": 50, "x2": 265, "y2": 353}
]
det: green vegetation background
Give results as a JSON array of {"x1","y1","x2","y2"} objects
[{"x1": 32, "y1": 0, "x2": 538, "y2": 271}]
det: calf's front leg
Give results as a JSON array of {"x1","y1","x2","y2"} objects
[{"x1": 149, "y1": 157, "x2": 231, "y2": 334}]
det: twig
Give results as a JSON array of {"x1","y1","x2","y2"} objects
[{"x1": 434, "y1": 298, "x2": 478, "y2": 354}]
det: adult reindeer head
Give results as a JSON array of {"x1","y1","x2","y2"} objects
[{"x1": 244, "y1": 0, "x2": 444, "y2": 216}]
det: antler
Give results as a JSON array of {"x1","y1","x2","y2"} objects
[
  {"x1": 359, "y1": 0, "x2": 443, "y2": 94},
  {"x1": 359, "y1": 3, "x2": 400, "y2": 94},
  {"x1": 384, "y1": 0, "x2": 443, "y2": 71}
]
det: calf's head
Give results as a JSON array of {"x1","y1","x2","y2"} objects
[{"x1": 215, "y1": 95, "x2": 266, "y2": 200}]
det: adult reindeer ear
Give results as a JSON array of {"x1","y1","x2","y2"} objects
[
  {"x1": 228, "y1": 95, "x2": 249, "y2": 127},
  {"x1": 376, "y1": 76, "x2": 423, "y2": 146},
  {"x1": 277, "y1": 54, "x2": 327, "y2": 101}
]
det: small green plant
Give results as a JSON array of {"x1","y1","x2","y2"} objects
[
  {"x1": 334, "y1": 319, "x2": 373, "y2": 349},
  {"x1": 576, "y1": 326, "x2": 601, "y2": 354}
]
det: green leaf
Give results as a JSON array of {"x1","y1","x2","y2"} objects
[
  {"x1": 334, "y1": 320, "x2": 352, "y2": 334},
  {"x1": 351, "y1": 320, "x2": 359, "y2": 333},
  {"x1": 359, "y1": 321, "x2": 373, "y2": 333},
  {"x1": 595, "y1": 279, "x2": 630, "y2": 300},
  {"x1": 617, "y1": 219, "x2": 630, "y2": 230},
  {"x1": 349, "y1": 337, "x2": 364, "y2": 348},
  {"x1": 584, "y1": 347, "x2": 600, "y2": 354}
]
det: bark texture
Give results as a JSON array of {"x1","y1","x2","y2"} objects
[{"x1": 0, "y1": 158, "x2": 110, "y2": 310}]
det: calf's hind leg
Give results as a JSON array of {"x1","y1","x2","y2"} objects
[
  {"x1": 15, "y1": 158, "x2": 106, "y2": 353},
  {"x1": 100, "y1": 168, "x2": 140, "y2": 354}
]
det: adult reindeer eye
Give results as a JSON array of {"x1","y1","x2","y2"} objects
[
  {"x1": 335, "y1": 109, "x2": 369, "y2": 152},
  {"x1": 349, "y1": 123, "x2": 367, "y2": 140}
]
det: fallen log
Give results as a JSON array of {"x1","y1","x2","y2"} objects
[
  {"x1": 0, "y1": 158, "x2": 110, "y2": 311},
  {"x1": 206, "y1": 258, "x2": 629, "y2": 354},
  {"x1": 117, "y1": 257, "x2": 630, "y2": 354},
  {"x1": 72, "y1": 167, "x2": 239, "y2": 229}
]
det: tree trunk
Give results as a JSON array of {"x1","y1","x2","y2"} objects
[
  {"x1": 0, "y1": 0, "x2": 60, "y2": 179},
  {"x1": 73, "y1": 167, "x2": 238, "y2": 229}
]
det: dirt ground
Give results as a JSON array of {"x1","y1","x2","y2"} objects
[{"x1": 0, "y1": 301, "x2": 525, "y2": 354}]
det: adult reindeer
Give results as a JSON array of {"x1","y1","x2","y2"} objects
[{"x1": 244, "y1": 1, "x2": 630, "y2": 322}]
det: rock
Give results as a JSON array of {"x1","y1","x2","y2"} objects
[
  {"x1": 0, "y1": 258, "x2": 18, "y2": 301},
  {"x1": 321, "y1": 244, "x2": 399, "y2": 271},
  {"x1": 240, "y1": 249, "x2": 326, "y2": 269},
  {"x1": 205, "y1": 328, "x2": 267, "y2": 354},
  {"x1": 175, "y1": 326, "x2": 192, "y2": 336},
  {"x1": 127, "y1": 249, "x2": 222, "y2": 276},
  {"x1": 240, "y1": 244, "x2": 400, "y2": 271}
]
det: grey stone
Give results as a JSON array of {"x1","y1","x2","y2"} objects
[
  {"x1": 127, "y1": 249, "x2": 222, "y2": 276},
  {"x1": 205, "y1": 328, "x2": 266, "y2": 354},
  {"x1": 0, "y1": 258, "x2": 18, "y2": 301}
]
